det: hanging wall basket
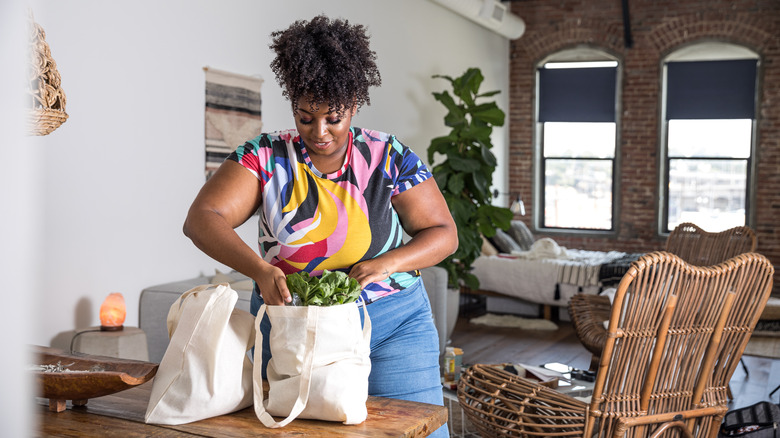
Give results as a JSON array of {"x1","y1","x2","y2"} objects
[{"x1": 28, "y1": 11, "x2": 68, "y2": 136}]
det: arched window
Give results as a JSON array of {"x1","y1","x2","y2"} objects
[
  {"x1": 660, "y1": 42, "x2": 759, "y2": 233},
  {"x1": 535, "y1": 47, "x2": 620, "y2": 231}
]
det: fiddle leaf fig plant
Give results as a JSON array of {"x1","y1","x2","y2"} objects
[{"x1": 428, "y1": 67, "x2": 513, "y2": 290}]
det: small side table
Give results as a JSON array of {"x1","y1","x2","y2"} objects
[{"x1": 70, "y1": 326, "x2": 149, "y2": 361}]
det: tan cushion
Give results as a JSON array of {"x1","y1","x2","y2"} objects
[{"x1": 481, "y1": 235, "x2": 499, "y2": 256}]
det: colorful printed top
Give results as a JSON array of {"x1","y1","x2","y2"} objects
[{"x1": 227, "y1": 126, "x2": 432, "y2": 304}]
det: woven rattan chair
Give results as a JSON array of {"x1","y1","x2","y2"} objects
[
  {"x1": 569, "y1": 223, "x2": 757, "y2": 367},
  {"x1": 664, "y1": 223, "x2": 757, "y2": 267},
  {"x1": 459, "y1": 251, "x2": 774, "y2": 438}
]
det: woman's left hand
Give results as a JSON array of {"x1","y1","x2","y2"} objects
[{"x1": 348, "y1": 259, "x2": 394, "y2": 289}]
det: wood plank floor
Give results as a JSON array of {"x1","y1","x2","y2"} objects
[{"x1": 449, "y1": 316, "x2": 780, "y2": 410}]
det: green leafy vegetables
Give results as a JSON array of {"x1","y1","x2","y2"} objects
[{"x1": 286, "y1": 270, "x2": 363, "y2": 306}]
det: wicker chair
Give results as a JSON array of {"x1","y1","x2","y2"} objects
[
  {"x1": 664, "y1": 223, "x2": 757, "y2": 267},
  {"x1": 459, "y1": 251, "x2": 774, "y2": 438},
  {"x1": 569, "y1": 223, "x2": 757, "y2": 367}
]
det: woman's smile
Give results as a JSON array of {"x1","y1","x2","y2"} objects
[{"x1": 312, "y1": 140, "x2": 333, "y2": 149}]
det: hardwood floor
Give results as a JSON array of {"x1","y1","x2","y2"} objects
[{"x1": 449, "y1": 316, "x2": 780, "y2": 410}]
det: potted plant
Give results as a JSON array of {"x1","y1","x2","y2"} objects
[{"x1": 427, "y1": 67, "x2": 513, "y2": 291}]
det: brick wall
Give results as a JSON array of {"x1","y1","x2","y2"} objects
[{"x1": 507, "y1": 0, "x2": 780, "y2": 286}]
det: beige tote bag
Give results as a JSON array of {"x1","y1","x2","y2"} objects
[
  {"x1": 253, "y1": 302, "x2": 372, "y2": 428},
  {"x1": 145, "y1": 283, "x2": 255, "y2": 425}
]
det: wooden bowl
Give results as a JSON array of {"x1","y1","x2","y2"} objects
[{"x1": 33, "y1": 345, "x2": 158, "y2": 412}]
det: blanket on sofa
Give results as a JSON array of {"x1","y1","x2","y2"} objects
[{"x1": 471, "y1": 247, "x2": 629, "y2": 307}]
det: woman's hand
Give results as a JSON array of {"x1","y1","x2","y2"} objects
[
  {"x1": 254, "y1": 264, "x2": 291, "y2": 306},
  {"x1": 348, "y1": 259, "x2": 395, "y2": 289}
]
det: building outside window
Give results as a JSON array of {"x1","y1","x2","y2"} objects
[
  {"x1": 661, "y1": 43, "x2": 758, "y2": 233},
  {"x1": 535, "y1": 49, "x2": 620, "y2": 231}
]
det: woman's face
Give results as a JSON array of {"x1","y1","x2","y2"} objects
[{"x1": 294, "y1": 98, "x2": 355, "y2": 163}]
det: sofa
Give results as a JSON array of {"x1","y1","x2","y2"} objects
[
  {"x1": 139, "y1": 266, "x2": 452, "y2": 363},
  {"x1": 472, "y1": 220, "x2": 634, "y2": 312}
]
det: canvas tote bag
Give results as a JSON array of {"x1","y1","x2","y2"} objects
[
  {"x1": 253, "y1": 302, "x2": 372, "y2": 428},
  {"x1": 145, "y1": 283, "x2": 255, "y2": 424}
]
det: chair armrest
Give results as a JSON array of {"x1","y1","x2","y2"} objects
[{"x1": 569, "y1": 294, "x2": 612, "y2": 357}]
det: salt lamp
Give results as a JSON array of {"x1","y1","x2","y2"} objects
[{"x1": 100, "y1": 292, "x2": 126, "y2": 331}]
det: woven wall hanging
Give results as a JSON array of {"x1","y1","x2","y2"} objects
[{"x1": 28, "y1": 11, "x2": 68, "y2": 136}]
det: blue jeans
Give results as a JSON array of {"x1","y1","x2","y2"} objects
[{"x1": 251, "y1": 278, "x2": 449, "y2": 437}]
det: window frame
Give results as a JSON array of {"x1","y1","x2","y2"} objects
[
  {"x1": 658, "y1": 42, "x2": 760, "y2": 235},
  {"x1": 533, "y1": 47, "x2": 622, "y2": 235}
]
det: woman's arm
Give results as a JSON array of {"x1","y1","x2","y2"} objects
[
  {"x1": 183, "y1": 160, "x2": 291, "y2": 305},
  {"x1": 348, "y1": 178, "x2": 458, "y2": 287}
]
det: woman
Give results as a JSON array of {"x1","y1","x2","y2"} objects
[{"x1": 184, "y1": 15, "x2": 457, "y2": 436}]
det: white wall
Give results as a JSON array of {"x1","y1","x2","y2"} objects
[
  {"x1": 1, "y1": 1, "x2": 36, "y2": 433},
  {"x1": 26, "y1": 0, "x2": 511, "y2": 347}
]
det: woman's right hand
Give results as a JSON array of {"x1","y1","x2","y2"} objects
[{"x1": 254, "y1": 264, "x2": 291, "y2": 305}]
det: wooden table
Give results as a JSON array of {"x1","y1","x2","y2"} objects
[{"x1": 35, "y1": 381, "x2": 447, "y2": 437}]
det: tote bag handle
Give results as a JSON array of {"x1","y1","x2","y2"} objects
[
  {"x1": 253, "y1": 302, "x2": 371, "y2": 428},
  {"x1": 166, "y1": 283, "x2": 228, "y2": 338}
]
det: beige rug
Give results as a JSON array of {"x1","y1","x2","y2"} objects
[{"x1": 469, "y1": 313, "x2": 558, "y2": 330}]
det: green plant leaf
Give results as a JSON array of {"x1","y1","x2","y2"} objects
[
  {"x1": 480, "y1": 144, "x2": 497, "y2": 167},
  {"x1": 447, "y1": 154, "x2": 482, "y2": 173},
  {"x1": 478, "y1": 220, "x2": 497, "y2": 237},
  {"x1": 446, "y1": 173, "x2": 465, "y2": 196},
  {"x1": 470, "y1": 172, "x2": 489, "y2": 202},
  {"x1": 464, "y1": 121, "x2": 493, "y2": 143},
  {"x1": 472, "y1": 104, "x2": 505, "y2": 126},
  {"x1": 463, "y1": 272, "x2": 480, "y2": 290},
  {"x1": 428, "y1": 135, "x2": 456, "y2": 160},
  {"x1": 477, "y1": 90, "x2": 501, "y2": 98},
  {"x1": 431, "y1": 74, "x2": 455, "y2": 84},
  {"x1": 478, "y1": 204, "x2": 513, "y2": 231},
  {"x1": 444, "y1": 111, "x2": 467, "y2": 129},
  {"x1": 457, "y1": 68, "x2": 483, "y2": 100},
  {"x1": 432, "y1": 91, "x2": 461, "y2": 117}
]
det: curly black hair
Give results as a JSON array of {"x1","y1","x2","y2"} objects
[{"x1": 269, "y1": 15, "x2": 381, "y2": 117}]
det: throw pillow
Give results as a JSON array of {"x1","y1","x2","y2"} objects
[
  {"x1": 507, "y1": 220, "x2": 534, "y2": 251},
  {"x1": 481, "y1": 235, "x2": 499, "y2": 256},
  {"x1": 489, "y1": 229, "x2": 524, "y2": 254}
]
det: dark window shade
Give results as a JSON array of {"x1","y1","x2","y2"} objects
[
  {"x1": 666, "y1": 59, "x2": 757, "y2": 120},
  {"x1": 538, "y1": 67, "x2": 617, "y2": 122}
]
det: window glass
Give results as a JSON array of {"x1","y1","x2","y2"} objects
[
  {"x1": 544, "y1": 158, "x2": 613, "y2": 229},
  {"x1": 667, "y1": 119, "x2": 751, "y2": 158},
  {"x1": 544, "y1": 122, "x2": 616, "y2": 158},
  {"x1": 667, "y1": 159, "x2": 747, "y2": 231}
]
